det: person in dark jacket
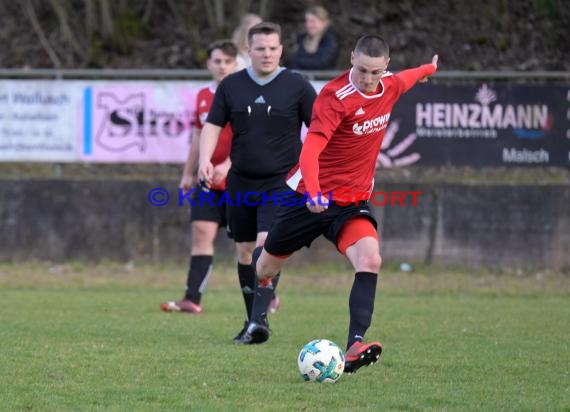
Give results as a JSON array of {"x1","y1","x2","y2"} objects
[{"x1": 287, "y1": 6, "x2": 339, "y2": 70}]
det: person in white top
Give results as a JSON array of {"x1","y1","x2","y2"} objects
[{"x1": 232, "y1": 13, "x2": 262, "y2": 69}]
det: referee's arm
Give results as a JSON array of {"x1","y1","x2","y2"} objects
[{"x1": 198, "y1": 122, "x2": 222, "y2": 187}]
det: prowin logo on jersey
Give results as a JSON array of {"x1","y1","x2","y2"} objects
[{"x1": 353, "y1": 113, "x2": 391, "y2": 135}]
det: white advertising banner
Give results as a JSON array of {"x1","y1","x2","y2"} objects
[{"x1": 0, "y1": 80, "x2": 83, "y2": 161}]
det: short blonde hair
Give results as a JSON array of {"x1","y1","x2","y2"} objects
[
  {"x1": 305, "y1": 5, "x2": 330, "y2": 23},
  {"x1": 232, "y1": 13, "x2": 262, "y2": 50}
]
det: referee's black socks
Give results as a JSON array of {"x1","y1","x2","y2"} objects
[{"x1": 238, "y1": 262, "x2": 256, "y2": 320}]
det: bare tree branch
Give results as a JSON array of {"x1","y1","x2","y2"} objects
[
  {"x1": 214, "y1": 0, "x2": 225, "y2": 30},
  {"x1": 259, "y1": 0, "x2": 272, "y2": 20},
  {"x1": 84, "y1": 0, "x2": 97, "y2": 42},
  {"x1": 238, "y1": 0, "x2": 252, "y2": 16},
  {"x1": 119, "y1": 0, "x2": 128, "y2": 13},
  {"x1": 99, "y1": 0, "x2": 114, "y2": 40},
  {"x1": 201, "y1": 0, "x2": 217, "y2": 31},
  {"x1": 142, "y1": 0, "x2": 154, "y2": 25},
  {"x1": 166, "y1": 0, "x2": 190, "y2": 37},
  {"x1": 48, "y1": 0, "x2": 88, "y2": 59},
  {"x1": 22, "y1": 0, "x2": 62, "y2": 68}
]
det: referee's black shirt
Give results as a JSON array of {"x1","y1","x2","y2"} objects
[{"x1": 206, "y1": 68, "x2": 316, "y2": 179}]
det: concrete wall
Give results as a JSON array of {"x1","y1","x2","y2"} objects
[{"x1": 1, "y1": 179, "x2": 568, "y2": 269}]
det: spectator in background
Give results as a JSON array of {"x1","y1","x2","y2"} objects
[
  {"x1": 232, "y1": 13, "x2": 263, "y2": 70},
  {"x1": 287, "y1": 5, "x2": 339, "y2": 70}
]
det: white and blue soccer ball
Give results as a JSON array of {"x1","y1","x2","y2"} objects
[{"x1": 297, "y1": 339, "x2": 345, "y2": 383}]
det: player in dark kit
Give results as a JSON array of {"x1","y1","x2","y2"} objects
[
  {"x1": 198, "y1": 22, "x2": 317, "y2": 341},
  {"x1": 239, "y1": 35, "x2": 438, "y2": 375}
]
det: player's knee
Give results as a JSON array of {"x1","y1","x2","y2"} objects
[
  {"x1": 191, "y1": 224, "x2": 217, "y2": 252},
  {"x1": 236, "y1": 242, "x2": 254, "y2": 264},
  {"x1": 192, "y1": 225, "x2": 213, "y2": 243},
  {"x1": 355, "y1": 252, "x2": 382, "y2": 273},
  {"x1": 237, "y1": 250, "x2": 252, "y2": 264}
]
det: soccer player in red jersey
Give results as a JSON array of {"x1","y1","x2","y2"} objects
[
  {"x1": 239, "y1": 35, "x2": 438, "y2": 374},
  {"x1": 160, "y1": 40, "x2": 237, "y2": 315}
]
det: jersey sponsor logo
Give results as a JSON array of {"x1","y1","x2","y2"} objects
[
  {"x1": 199, "y1": 99, "x2": 207, "y2": 108},
  {"x1": 352, "y1": 113, "x2": 391, "y2": 135},
  {"x1": 254, "y1": 95, "x2": 266, "y2": 104},
  {"x1": 355, "y1": 107, "x2": 365, "y2": 116}
]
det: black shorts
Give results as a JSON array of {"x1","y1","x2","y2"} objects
[
  {"x1": 189, "y1": 188, "x2": 227, "y2": 227},
  {"x1": 225, "y1": 172, "x2": 288, "y2": 243},
  {"x1": 264, "y1": 192, "x2": 378, "y2": 256}
]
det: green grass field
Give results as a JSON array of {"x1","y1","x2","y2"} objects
[{"x1": 1, "y1": 262, "x2": 568, "y2": 411}]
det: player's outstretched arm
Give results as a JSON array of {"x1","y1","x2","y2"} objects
[
  {"x1": 418, "y1": 54, "x2": 438, "y2": 83},
  {"x1": 397, "y1": 54, "x2": 439, "y2": 92}
]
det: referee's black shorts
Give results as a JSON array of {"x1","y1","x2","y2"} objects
[
  {"x1": 264, "y1": 192, "x2": 378, "y2": 256},
  {"x1": 225, "y1": 172, "x2": 289, "y2": 243}
]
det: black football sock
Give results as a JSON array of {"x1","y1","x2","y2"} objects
[
  {"x1": 252, "y1": 246, "x2": 263, "y2": 269},
  {"x1": 347, "y1": 271, "x2": 378, "y2": 350},
  {"x1": 252, "y1": 245, "x2": 277, "y2": 300},
  {"x1": 251, "y1": 273, "x2": 280, "y2": 324},
  {"x1": 271, "y1": 275, "x2": 279, "y2": 301},
  {"x1": 184, "y1": 255, "x2": 213, "y2": 304},
  {"x1": 238, "y1": 262, "x2": 256, "y2": 320}
]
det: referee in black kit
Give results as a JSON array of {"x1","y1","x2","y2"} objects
[{"x1": 198, "y1": 22, "x2": 317, "y2": 342}]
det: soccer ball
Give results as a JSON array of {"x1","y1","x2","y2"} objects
[{"x1": 297, "y1": 339, "x2": 345, "y2": 383}]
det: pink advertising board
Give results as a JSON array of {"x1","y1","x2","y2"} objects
[{"x1": 80, "y1": 81, "x2": 205, "y2": 162}]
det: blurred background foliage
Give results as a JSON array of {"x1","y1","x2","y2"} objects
[{"x1": 2, "y1": 0, "x2": 568, "y2": 70}]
